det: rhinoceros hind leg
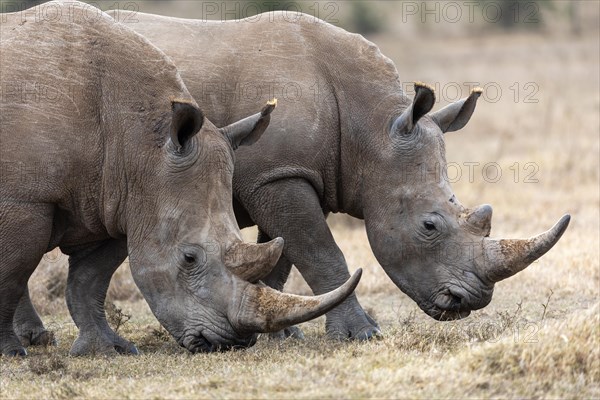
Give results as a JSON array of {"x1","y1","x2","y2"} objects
[
  {"x1": 66, "y1": 239, "x2": 138, "y2": 356},
  {"x1": 0, "y1": 203, "x2": 54, "y2": 356},
  {"x1": 13, "y1": 288, "x2": 56, "y2": 347}
]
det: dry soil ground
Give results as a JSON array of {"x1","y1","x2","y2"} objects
[{"x1": 1, "y1": 3, "x2": 599, "y2": 399}]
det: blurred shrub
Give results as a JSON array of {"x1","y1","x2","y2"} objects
[
  {"x1": 348, "y1": 0, "x2": 385, "y2": 34},
  {"x1": 485, "y1": 0, "x2": 553, "y2": 30},
  {"x1": 0, "y1": 0, "x2": 45, "y2": 12}
]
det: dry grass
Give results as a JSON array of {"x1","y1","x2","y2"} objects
[
  {"x1": 1, "y1": 302, "x2": 597, "y2": 399},
  {"x1": 2, "y1": 2, "x2": 599, "y2": 399}
]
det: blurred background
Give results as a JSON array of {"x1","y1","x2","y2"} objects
[
  {"x1": 2, "y1": 0, "x2": 598, "y2": 36},
  {"x1": 1, "y1": 0, "x2": 598, "y2": 327}
]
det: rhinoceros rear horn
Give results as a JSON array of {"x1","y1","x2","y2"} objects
[
  {"x1": 224, "y1": 238, "x2": 284, "y2": 283},
  {"x1": 170, "y1": 100, "x2": 204, "y2": 152},
  {"x1": 391, "y1": 82, "x2": 436, "y2": 137},
  {"x1": 465, "y1": 204, "x2": 493, "y2": 237},
  {"x1": 483, "y1": 214, "x2": 570, "y2": 283},
  {"x1": 229, "y1": 269, "x2": 362, "y2": 333},
  {"x1": 220, "y1": 99, "x2": 277, "y2": 150},
  {"x1": 431, "y1": 88, "x2": 482, "y2": 133}
]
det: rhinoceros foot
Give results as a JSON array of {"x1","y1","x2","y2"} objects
[
  {"x1": 17, "y1": 329, "x2": 56, "y2": 348},
  {"x1": 1, "y1": 345, "x2": 27, "y2": 357},
  {"x1": 266, "y1": 325, "x2": 305, "y2": 340},
  {"x1": 326, "y1": 307, "x2": 382, "y2": 341},
  {"x1": 1, "y1": 333, "x2": 28, "y2": 357},
  {"x1": 69, "y1": 332, "x2": 138, "y2": 357},
  {"x1": 4, "y1": 347, "x2": 27, "y2": 357}
]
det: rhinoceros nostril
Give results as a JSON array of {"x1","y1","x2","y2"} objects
[
  {"x1": 449, "y1": 294, "x2": 462, "y2": 311},
  {"x1": 449, "y1": 288, "x2": 468, "y2": 307},
  {"x1": 181, "y1": 333, "x2": 215, "y2": 353},
  {"x1": 434, "y1": 292, "x2": 462, "y2": 311}
]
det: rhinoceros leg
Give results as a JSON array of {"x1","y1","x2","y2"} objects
[
  {"x1": 66, "y1": 239, "x2": 138, "y2": 356},
  {"x1": 13, "y1": 288, "x2": 55, "y2": 347},
  {"x1": 259, "y1": 230, "x2": 293, "y2": 291},
  {"x1": 244, "y1": 179, "x2": 380, "y2": 340},
  {"x1": 0, "y1": 202, "x2": 54, "y2": 356},
  {"x1": 257, "y1": 230, "x2": 304, "y2": 340}
]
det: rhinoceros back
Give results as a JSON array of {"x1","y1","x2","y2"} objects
[
  {"x1": 115, "y1": 10, "x2": 404, "y2": 211},
  {"x1": 0, "y1": 1, "x2": 189, "y2": 204},
  {"x1": 0, "y1": 0, "x2": 195, "y2": 245}
]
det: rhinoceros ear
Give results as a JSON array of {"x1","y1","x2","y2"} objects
[
  {"x1": 431, "y1": 88, "x2": 482, "y2": 133},
  {"x1": 391, "y1": 82, "x2": 436, "y2": 137},
  {"x1": 220, "y1": 99, "x2": 277, "y2": 150},
  {"x1": 170, "y1": 100, "x2": 204, "y2": 152}
]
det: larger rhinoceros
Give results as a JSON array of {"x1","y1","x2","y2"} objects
[
  {"x1": 0, "y1": 1, "x2": 361, "y2": 356},
  {"x1": 105, "y1": 10, "x2": 570, "y2": 340}
]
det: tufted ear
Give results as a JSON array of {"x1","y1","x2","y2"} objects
[
  {"x1": 431, "y1": 88, "x2": 482, "y2": 133},
  {"x1": 220, "y1": 99, "x2": 277, "y2": 150},
  {"x1": 390, "y1": 82, "x2": 436, "y2": 137},
  {"x1": 170, "y1": 100, "x2": 204, "y2": 151}
]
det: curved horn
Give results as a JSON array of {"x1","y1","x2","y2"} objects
[
  {"x1": 229, "y1": 269, "x2": 362, "y2": 333},
  {"x1": 224, "y1": 238, "x2": 284, "y2": 282},
  {"x1": 483, "y1": 215, "x2": 570, "y2": 282}
]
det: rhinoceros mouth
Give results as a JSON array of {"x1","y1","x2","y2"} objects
[
  {"x1": 423, "y1": 289, "x2": 474, "y2": 321},
  {"x1": 180, "y1": 333, "x2": 215, "y2": 353},
  {"x1": 428, "y1": 307, "x2": 472, "y2": 321},
  {"x1": 180, "y1": 330, "x2": 257, "y2": 353}
]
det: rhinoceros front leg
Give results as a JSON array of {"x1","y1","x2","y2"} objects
[
  {"x1": 245, "y1": 178, "x2": 380, "y2": 340},
  {"x1": 0, "y1": 202, "x2": 54, "y2": 356},
  {"x1": 65, "y1": 239, "x2": 138, "y2": 356},
  {"x1": 13, "y1": 288, "x2": 56, "y2": 347},
  {"x1": 257, "y1": 230, "x2": 304, "y2": 340}
]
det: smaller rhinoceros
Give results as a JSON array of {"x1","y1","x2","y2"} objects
[
  {"x1": 0, "y1": 1, "x2": 360, "y2": 356},
  {"x1": 111, "y1": 10, "x2": 571, "y2": 340}
]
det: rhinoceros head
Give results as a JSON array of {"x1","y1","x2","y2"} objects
[
  {"x1": 123, "y1": 99, "x2": 360, "y2": 351},
  {"x1": 361, "y1": 83, "x2": 569, "y2": 321}
]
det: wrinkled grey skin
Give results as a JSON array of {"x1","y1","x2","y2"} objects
[
  {"x1": 1, "y1": 2, "x2": 361, "y2": 357},
  {"x1": 107, "y1": 11, "x2": 569, "y2": 340}
]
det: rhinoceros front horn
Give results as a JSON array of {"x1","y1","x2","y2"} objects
[
  {"x1": 224, "y1": 238, "x2": 284, "y2": 282},
  {"x1": 483, "y1": 215, "x2": 570, "y2": 282},
  {"x1": 229, "y1": 269, "x2": 362, "y2": 333}
]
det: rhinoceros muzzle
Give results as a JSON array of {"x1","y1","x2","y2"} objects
[
  {"x1": 425, "y1": 214, "x2": 570, "y2": 321},
  {"x1": 182, "y1": 332, "x2": 257, "y2": 353},
  {"x1": 180, "y1": 332, "x2": 216, "y2": 353},
  {"x1": 429, "y1": 283, "x2": 493, "y2": 321},
  {"x1": 176, "y1": 270, "x2": 362, "y2": 353},
  {"x1": 170, "y1": 241, "x2": 362, "y2": 353}
]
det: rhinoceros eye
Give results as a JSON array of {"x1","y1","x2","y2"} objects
[
  {"x1": 183, "y1": 253, "x2": 197, "y2": 264},
  {"x1": 179, "y1": 246, "x2": 208, "y2": 269},
  {"x1": 423, "y1": 221, "x2": 436, "y2": 231}
]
